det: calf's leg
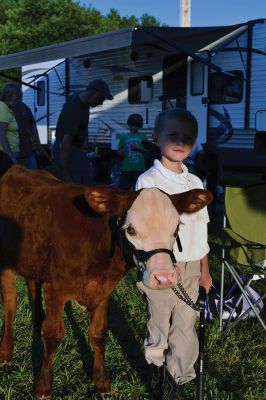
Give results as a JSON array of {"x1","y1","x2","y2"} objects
[
  {"x1": 89, "y1": 298, "x2": 110, "y2": 393},
  {"x1": 0, "y1": 268, "x2": 17, "y2": 369},
  {"x1": 35, "y1": 283, "x2": 66, "y2": 400}
]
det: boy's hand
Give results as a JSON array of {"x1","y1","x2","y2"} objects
[{"x1": 199, "y1": 272, "x2": 212, "y2": 294}]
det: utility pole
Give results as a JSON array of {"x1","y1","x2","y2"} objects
[{"x1": 180, "y1": 0, "x2": 191, "y2": 27}]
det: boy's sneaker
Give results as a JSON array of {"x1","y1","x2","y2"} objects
[
  {"x1": 149, "y1": 363, "x2": 164, "y2": 400},
  {"x1": 162, "y1": 367, "x2": 185, "y2": 400}
]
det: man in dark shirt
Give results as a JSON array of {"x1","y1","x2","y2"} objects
[{"x1": 54, "y1": 79, "x2": 113, "y2": 183}]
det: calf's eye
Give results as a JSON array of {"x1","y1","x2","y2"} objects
[{"x1": 126, "y1": 225, "x2": 136, "y2": 236}]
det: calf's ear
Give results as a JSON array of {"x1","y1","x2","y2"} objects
[
  {"x1": 84, "y1": 186, "x2": 140, "y2": 216},
  {"x1": 170, "y1": 189, "x2": 213, "y2": 214}
]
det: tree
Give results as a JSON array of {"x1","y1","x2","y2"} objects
[
  {"x1": 140, "y1": 13, "x2": 162, "y2": 27},
  {"x1": 0, "y1": 0, "x2": 104, "y2": 54},
  {"x1": 0, "y1": 0, "x2": 17, "y2": 25},
  {"x1": 104, "y1": 8, "x2": 138, "y2": 32},
  {"x1": 0, "y1": 0, "x2": 161, "y2": 55}
]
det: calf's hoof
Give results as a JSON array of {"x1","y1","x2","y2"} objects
[
  {"x1": 35, "y1": 385, "x2": 52, "y2": 400},
  {"x1": 93, "y1": 372, "x2": 110, "y2": 394},
  {"x1": 1, "y1": 361, "x2": 13, "y2": 374},
  {"x1": 94, "y1": 381, "x2": 111, "y2": 395},
  {"x1": 100, "y1": 392, "x2": 112, "y2": 398}
]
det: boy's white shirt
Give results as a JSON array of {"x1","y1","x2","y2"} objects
[{"x1": 135, "y1": 159, "x2": 210, "y2": 262}]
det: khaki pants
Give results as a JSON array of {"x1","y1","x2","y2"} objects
[{"x1": 137, "y1": 260, "x2": 201, "y2": 385}]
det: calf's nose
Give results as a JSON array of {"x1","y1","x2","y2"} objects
[{"x1": 150, "y1": 271, "x2": 177, "y2": 289}]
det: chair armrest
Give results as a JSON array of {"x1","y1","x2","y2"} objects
[{"x1": 224, "y1": 228, "x2": 266, "y2": 249}]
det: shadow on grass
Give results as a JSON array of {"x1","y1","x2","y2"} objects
[
  {"x1": 108, "y1": 297, "x2": 149, "y2": 387},
  {"x1": 64, "y1": 301, "x2": 93, "y2": 377},
  {"x1": 28, "y1": 298, "x2": 95, "y2": 399},
  {"x1": 26, "y1": 286, "x2": 44, "y2": 395},
  {"x1": 64, "y1": 298, "x2": 149, "y2": 396},
  {"x1": 64, "y1": 301, "x2": 95, "y2": 398},
  {"x1": 22, "y1": 291, "x2": 149, "y2": 399},
  {"x1": 31, "y1": 326, "x2": 44, "y2": 394}
]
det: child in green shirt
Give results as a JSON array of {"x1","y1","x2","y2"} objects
[{"x1": 118, "y1": 114, "x2": 148, "y2": 189}]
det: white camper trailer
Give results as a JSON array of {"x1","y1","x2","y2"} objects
[
  {"x1": 0, "y1": 21, "x2": 265, "y2": 169},
  {"x1": 22, "y1": 59, "x2": 66, "y2": 144}
]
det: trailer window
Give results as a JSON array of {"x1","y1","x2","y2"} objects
[
  {"x1": 210, "y1": 70, "x2": 243, "y2": 104},
  {"x1": 128, "y1": 76, "x2": 153, "y2": 103},
  {"x1": 37, "y1": 81, "x2": 46, "y2": 106}
]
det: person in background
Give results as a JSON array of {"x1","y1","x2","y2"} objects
[
  {"x1": 0, "y1": 84, "x2": 19, "y2": 164},
  {"x1": 118, "y1": 114, "x2": 148, "y2": 189},
  {"x1": 184, "y1": 138, "x2": 223, "y2": 217},
  {"x1": 135, "y1": 108, "x2": 212, "y2": 400},
  {"x1": 53, "y1": 79, "x2": 113, "y2": 183},
  {"x1": 201, "y1": 143, "x2": 223, "y2": 218},
  {"x1": 183, "y1": 138, "x2": 206, "y2": 180},
  {"x1": 5, "y1": 83, "x2": 41, "y2": 169}
]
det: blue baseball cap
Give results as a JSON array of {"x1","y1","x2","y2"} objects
[{"x1": 86, "y1": 79, "x2": 113, "y2": 100}]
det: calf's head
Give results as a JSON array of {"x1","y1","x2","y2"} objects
[{"x1": 85, "y1": 187, "x2": 212, "y2": 289}]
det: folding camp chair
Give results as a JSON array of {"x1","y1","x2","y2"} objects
[{"x1": 220, "y1": 184, "x2": 266, "y2": 332}]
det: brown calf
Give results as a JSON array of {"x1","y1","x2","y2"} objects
[{"x1": 0, "y1": 165, "x2": 212, "y2": 399}]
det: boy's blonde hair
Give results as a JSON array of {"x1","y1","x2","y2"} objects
[{"x1": 154, "y1": 108, "x2": 198, "y2": 139}]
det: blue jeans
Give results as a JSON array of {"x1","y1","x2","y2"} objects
[
  {"x1": 53, "y1": 138, "x2": 94, "y2": 185},
  {"x1": 19, "y1": 155, "x2": 38, "y2": 169}
]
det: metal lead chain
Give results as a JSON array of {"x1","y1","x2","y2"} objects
[{"x1": 172, "y1": 283, "x2": 201, "y2": 311}]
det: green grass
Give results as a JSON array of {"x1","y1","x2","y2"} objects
[{"x1": 0, "y1": 220, "x2": 265, "y2": 399}]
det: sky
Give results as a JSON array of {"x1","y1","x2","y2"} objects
[{"x1": 81, "y1": 0, "x2": 266, "y2": 27}]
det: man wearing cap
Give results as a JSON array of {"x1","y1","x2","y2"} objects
[{"x1": 53, "y1": 79, "x2": 113, "y2": 183}]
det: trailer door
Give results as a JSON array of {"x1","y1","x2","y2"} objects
[
  {"x1": 34, "y1": 74, "x2": 49, "y2": 144},
  {"x1": 187, "y1": 57, "x2": 208, "y2": 145}
]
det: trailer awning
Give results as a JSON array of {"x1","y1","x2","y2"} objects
[
  {"x1": 131, "y1": 24, "x2": 248, "y2": 54},
  {"x1": 0, "y1": 28, "x2": 134, "y2": 71},
  {"x1": 0, "y1": 20, "x2": 262, "y2": 71}
]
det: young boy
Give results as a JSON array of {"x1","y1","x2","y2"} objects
[
  {"x1": 118, "y1": 114, "x2": 148, "y2": 189},
  {"x1": 135, "y1": 108, "x2": 212, "y2": 400}
]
